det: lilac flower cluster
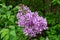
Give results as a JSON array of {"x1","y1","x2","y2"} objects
[{"x1": 17, "y1": 4, "x2": 48, "y2": 37}]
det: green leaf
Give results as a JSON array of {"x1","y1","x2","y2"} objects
[
  {"x1": 0, "y1": 3, "x2": 7, "y2": 8},
  {"x1": 7, "y1": 5, "x2": 12, "y2": 10},
  {"x1": 17, "y1": 27, "x2": 27, "y2": 40},
  {"x1": 9, "y1": 26, "x2": 17, "y2": 40},
  {"x1": 52, "y1": 0, "x2": 56, "y2": 3},
  {"x1": 0, "y1": 29, "x2": 9, "y2": 40},
  {"x1": 40, "y1": 37, "x2": 45, "y2": 40},
  {"x1": 57, "y1": 1, "x2": 60, "y2": 4},
  {"x1": 9, "y1": 16, "x2": 14, "y2": 23},
  {"x1": 13, "y1": 6, "x2": 18, "y2": 11},
  {"x1": 6, "y1": 11, "x2": 11, "y2": 19},
  {"x1": 2, "y1": 15, "x2": 6, "y2": 18}
]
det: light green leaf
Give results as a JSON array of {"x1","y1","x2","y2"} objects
[
  {"x1": 9, "y1": 16, "x2": 14, "y2": 23},
  {"x1": 0, "y1": 29, "x2": 9, "y2": 40},
  {"x1": 13, "y1": 6, "x2": 18, "y2": 11},
  {"x1": 40, "y1": 37, "x2": 45, "y2": 40},
  {"x1": 9, "y1": 26, "x2": 17, "y2": 40},
  {"x1": 57, "y1": 1, "x2": 60, "y2": 4},
  {"x1": 7, "y1": 5, "x2": 12, "y2": 10},
  {"x1": 17, "y1": 27, "x2": 27, "y2": 40}
]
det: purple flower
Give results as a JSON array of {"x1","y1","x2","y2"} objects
[{"x1": 16, "y1": 4, "x2": 48, "y2": 37}]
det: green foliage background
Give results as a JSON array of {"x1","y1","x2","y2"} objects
[{"x1": 0, "y1": 0, "x2": 60, "y2": 40}]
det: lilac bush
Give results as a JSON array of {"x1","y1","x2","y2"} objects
[{"x1": 17, "y1": 4, "x2": 48, "y2": 37}]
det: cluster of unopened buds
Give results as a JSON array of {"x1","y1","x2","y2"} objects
[{"x1": 17, "y1": 4, "x2": 48, "y2": 37}]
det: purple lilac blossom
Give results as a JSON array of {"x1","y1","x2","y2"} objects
[{"x1": 17, "y1": 4, "x2": 48, "y2": 37}]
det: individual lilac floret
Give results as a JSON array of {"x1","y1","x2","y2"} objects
[{"x1": 17, "y1": 4, "x2": 48, "y2": 37}]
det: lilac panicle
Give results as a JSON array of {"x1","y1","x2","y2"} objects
[{"x1": 17, "y1": 4, "x2": 48, "y2": 37}]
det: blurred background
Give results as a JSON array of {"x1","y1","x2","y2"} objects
[{"x1": 0, "y1": 0, "x2": 60, "y2": 40}]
